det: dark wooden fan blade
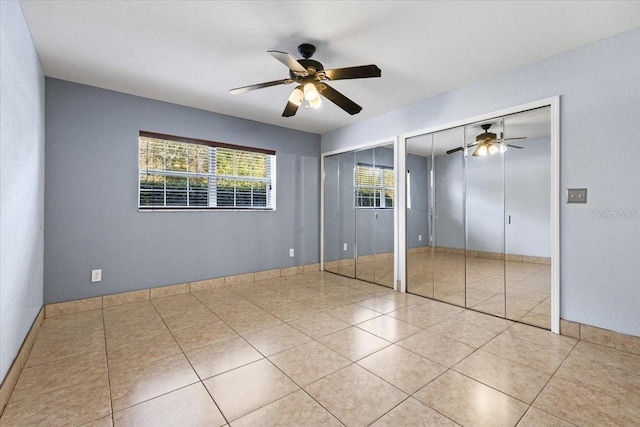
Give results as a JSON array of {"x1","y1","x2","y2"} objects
[
  {"x1": 446, "y1": 146, "x2": 464, "y2": 155},
  {"x1": 323, "y1": 65, "x2": 381, "y2": 80},
  {"x1": 230, "y1": 79, "x2": 293, "y2": 95},
  {"x1": 268, "y1": 51, "x2": 308, "y2": 76},
  {"x1": 282, "y1": 101, "x2": 299, "y2": 117},
  {"x1": 316, "y1": 83, "x2": 362, "y2": 115},
  {"x1": 507, "y1": 144, "x2": 524, "y2": 149},
  {"x1": 447, "y1": 141, "x2": 480, "y2": 154}
]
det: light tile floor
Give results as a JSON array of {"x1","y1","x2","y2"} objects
[{"x1": 2, "y1": 271, "x2": 639, "y2": 426}]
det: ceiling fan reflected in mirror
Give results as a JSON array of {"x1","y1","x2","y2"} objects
[
  {"x1": 446, "y1": 124, "x2": 526, "y2": 156},
  {"x1": 229, "y1": 43, "x2": 381, "y2": 117}
]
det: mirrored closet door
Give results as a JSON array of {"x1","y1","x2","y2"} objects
[
  {"x1": 323, "y1": 143, "x2": 396, "y2": 288},
  {"x1": 323, "y1": 151, "x2": 356, "y2": 278},
  {"x1": 406, "y1": 107, "x2": 552, "y2": 329},
  {"x1": 503, "y1": 108, "x2": 552, "y2": 328}
]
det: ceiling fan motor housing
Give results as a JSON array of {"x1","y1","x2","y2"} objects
[
  {"x1": 298, "y1": 43, "x2": 316, "y2": 59},
  {"x1": 290, "y1": 59, "x2": 324, "y2": 80},
  {"x1": 477, "y1": 131, "x2": 497, "y2": 143},
  {"x1": 477, "y1": 123, "x2": 497, "y2": 143}
]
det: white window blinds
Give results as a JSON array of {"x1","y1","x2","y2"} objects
[
  {"x1": 354, "y1": 163, "x2": 395, "y2": 208},
  {"x1": 139, "y1": 132, "x2": 276, "y2": 210}
]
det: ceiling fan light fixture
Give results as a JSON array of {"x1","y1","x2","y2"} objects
[
  {"x1": 488, "y1": 143, "x2": 499, "y2": 155},
  {"x1": 309, "y1": 95, "x2": 322, "y2": 109},
  {"x1": 499, "y1": 144, "x2": 508, "y2": 153},
  {"x1": 303, "y1": 82, "x2": 319, "y2": 101},
  {"x1": 288, "y1": 87, "x2": 303, "y2": 106},
  {"x1": 473, "y1": 144, "x2": 488, "y2": 157}
]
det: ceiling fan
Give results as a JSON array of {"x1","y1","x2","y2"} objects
[
  {"x1": 229, "y1": 43, "x2": 381, "y2": 117},
  {"x1": 446, "y1": 124, "x2": 525, "y2": 156}
]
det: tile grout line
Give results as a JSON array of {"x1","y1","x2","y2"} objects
[
  {"x1": 520, "y1": 334, "x2": 581, "y2": 426},
  {"x1": 228, "y1": 274, "x2": 406, "y2": 424},
  {"x1": 101, "y1": 308, "x2": 115, "y2": 425},
  {"x1": 148, "y1": 296, "x2": 231, "y2": 426},
  {"x1": 180, "y1": 288, "x2": 305, "y2": 425},
  {"x1": 227, "y1": 274, "x2": 522, "y2": 425},
  {"x1": 203, "y1": 276, "x2": 348, "y2": 425}
]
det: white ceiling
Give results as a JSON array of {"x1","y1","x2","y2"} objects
[{"x1": 20, "y1": 1, "x2": 640, "y2": 135}]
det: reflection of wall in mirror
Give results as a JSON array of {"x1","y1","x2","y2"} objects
[
  {"x1": 408, "y1": 154, "x2": 430, "y2": 249},
  {"x1": 433, "y1": 137, "x2": 550, "y2": 257}
]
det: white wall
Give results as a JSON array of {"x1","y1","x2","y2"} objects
[
  {"x1": 322, "y1": 28, "x2": 640, "y2": 337},
  {"x1": 0, "y1": 0, "x2": 45, "y2": 380}
]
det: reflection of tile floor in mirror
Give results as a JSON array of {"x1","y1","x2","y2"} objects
[
  {"x1": 327, "y1": 256, "x2": 395, "y2": 288},
  {"x1": 3, "y1": 271, "x2": 639, "y2": 426},
  {"x1": 408, "y1": 252, "x2": 551, "y2": 329}
]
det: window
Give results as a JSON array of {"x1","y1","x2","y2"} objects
[
  {"x1": 354, "y1": 163, "x2": 395, "y2": 208},
  {"x1": 138, "y1": 132, "x2": 276, "y2": 209}
]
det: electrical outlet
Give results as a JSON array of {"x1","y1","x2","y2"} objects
[
  {"x1": 418, "y1": 235, "x2": 422, "y2": 241},
  {"x1": 343, "y1": 243, "x2": 348, "y2": 251},
  {"x1": 91, "y1": 269, "x2": 102, "y2": 283},
  {"x1": 289, "y1": 248, "x2": 294, "y2": 257}
]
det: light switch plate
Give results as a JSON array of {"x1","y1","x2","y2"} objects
[{"x1": 567, "y1": 188, "x2": 587, "y2": 203}]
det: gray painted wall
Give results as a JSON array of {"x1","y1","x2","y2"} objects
[
  {"x1": 409, "y1": 137, "x2": 550, "y2": 256},
  {"x1": 323, "y1": 154, "x2": 340, "y2": 263},
  {"x1": 338, "y1": 152, "x2": 356, "y2": 261},
  {"x1": 505, "y1": 138, "x2": 551, "y2": 257},
  {"x1": 44, "y1": 78, "x2": 320, "y2": 304},
  {"x1": 434, "y1": 152, "x2": 465, "y2": 250},
  {"x1": 0, "y1": 0, "x2": 45, "y2": 380},
  {"x1": 322, "y1": 28, "x2": 640, "y2": 336},
  {"x1": 409, "y1": 135, "x2": 549, "y2": 256},
  {"x1": 466, "y1": 147, "x2": 505, "y2": 253}
]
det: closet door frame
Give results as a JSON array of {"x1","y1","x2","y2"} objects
[{"x1": 399, "y1": 96, "x2": 560, "y2": 333}]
